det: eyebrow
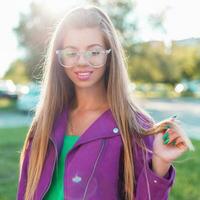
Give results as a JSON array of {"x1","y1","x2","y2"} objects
[{"x1": 62, "y1": 43, "x2": 105, "y2": 49}]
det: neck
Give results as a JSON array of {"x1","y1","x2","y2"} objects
[{"x1": 72, "y1": 82, "x2": 108, "y2": 111}]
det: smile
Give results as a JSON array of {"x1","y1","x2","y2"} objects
[{"x1": 75, "y1": 71, "x2": 93, "y2": 80}]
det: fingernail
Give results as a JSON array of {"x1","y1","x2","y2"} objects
[
  {"x1": 164, "y1": 138, "x2": 170, "y2": 144},
  {"x1": 172, "y1": 115, "x2": 177, "y2": 119},
  {"x1": 172, "y1": 141, "x2": 176, "y2": 146},
  {"x1": 162, "y1": 132, "x2": 169, "y2": 140},
  {"x1": 165, "y1": 125, "x2": 170, "y2": 129}
]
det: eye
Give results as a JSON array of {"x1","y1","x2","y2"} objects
[
  {"x1": 88, "y1": 50, "x2": 101, "y2": 56},
  {"x1": 62, "y1": 51, "x2": 77, "y2": 57}
]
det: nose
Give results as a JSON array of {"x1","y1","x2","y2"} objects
[{"x1": 77, "y1": 53, "x2": 87, "y2": 66}]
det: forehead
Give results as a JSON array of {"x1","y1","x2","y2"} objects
[{"x1": 62, "y1": 27, "x2": 105, "y2": 49}]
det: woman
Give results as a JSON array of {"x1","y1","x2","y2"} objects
[{"x1": 17, "y1": 5, "x2": 193, "y2": 200}]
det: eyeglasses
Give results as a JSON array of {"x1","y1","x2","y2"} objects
[{"x1": 55, "y1": 46, "x2": 111, "y2": 68}]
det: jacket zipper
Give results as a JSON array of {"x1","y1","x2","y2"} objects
[
  {"x1": 82, "y1": 139, "x2": 106, "y2": 200},
  {"x1": 40, "y1": 137, "x2": 58, "y2": 199}
]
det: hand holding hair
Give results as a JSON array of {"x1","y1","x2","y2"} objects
[{"x1": 145, "y1": 115, "x2": 194, "y2": 177}]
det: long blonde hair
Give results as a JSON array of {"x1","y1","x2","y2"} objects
[{"x1": 19, "y1": 5, "x2": 188, "y2": 200}]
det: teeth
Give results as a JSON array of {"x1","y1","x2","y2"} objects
[{"x1": 77, "y1": 72, "x2": 92, "y2": 76}]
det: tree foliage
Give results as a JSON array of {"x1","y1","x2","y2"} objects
[
  {"x1": 4, "y1": 59, "x2": 29, "y2": 83},
  {"x1": 128, "y1": 41, "x2": 200, "y2": 84},
  {"x1": 13, "y1": 3, "x2": 58, "y2": 81},
  {"x1": 9, "y1": 1, "x2": 200, "y2": 84}
]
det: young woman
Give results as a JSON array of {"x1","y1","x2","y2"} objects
[{"x1": 17, "y1": 5, "x2": 193, "y2": 200}]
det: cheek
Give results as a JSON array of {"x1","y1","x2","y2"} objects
[
  {"x1": 94, "y1": 67, "x2": 106, "y2": 78},
  {"x1": 64, "y1": 68, "x2": 73, "y2": 79}
]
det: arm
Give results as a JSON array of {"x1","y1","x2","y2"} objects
[{"x1": 133, "y1": 135, "x2": 176, "y2": 200}]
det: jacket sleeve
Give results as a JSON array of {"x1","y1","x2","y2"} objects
[
  {"x1": 133, "y1": 135, "x2": 176, "y2": 200},
  {"x1": 16, "y1": 138, "x2": 33, "y2": 200}
]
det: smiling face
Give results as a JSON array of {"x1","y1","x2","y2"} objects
[{"x1": 61, "y1": 27, "x2": 108, "y2": 89}]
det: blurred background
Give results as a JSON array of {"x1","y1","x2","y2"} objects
[{"x1": 0, "y1": 0, "x2": 199, "y2": 199}]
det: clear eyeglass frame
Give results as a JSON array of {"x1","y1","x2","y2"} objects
[{"x1": 55, "y1": 48, "x2": 111, "y2": 68}]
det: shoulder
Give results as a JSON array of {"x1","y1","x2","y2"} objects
[{"x1": 135, "y1": 110, "x2": 155, "y2": 130}]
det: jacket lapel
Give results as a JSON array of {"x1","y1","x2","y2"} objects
[{"x1": 50, "y1": 106, "x2": 121, "y2": 154}]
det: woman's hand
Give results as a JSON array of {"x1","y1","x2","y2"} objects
[{"x1": 152, "y1": 117, "x2": 193, "y2": 177}]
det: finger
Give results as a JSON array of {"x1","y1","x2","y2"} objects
[
  {"x1": 157, "y1": 118, "x2": 194, "y2": 151},
  {"x1": 170, "y1": 115, "x2": 177, "y2": 122},
  {"x1": 174, "y1": 137, "x2": 188, "y2": 151},
  {"x1": 175, "y1": 136, "x2": 188, "y2": 146},
  {"x1": 162, "y1": 128, "x2": 177, "y2": 143},
  {"x1": 176, "y1": 142, "x2": 188, "y2": 151},
  {"x1": 168, "y1": 129, "x2": 182, "y2": 141},
  {"x1": 168, "y1": 130, "x2": 179, "y2": 144},
  {"x1": 169, "y1": 124, "x2": 194, "y2": 151},
  {"x1": 165, "y1": 121, "x2": 184, "y2": 139},
  {"x1": 163, "y1": 129, "x2": 185, "y2": 147},
  {"x1": 161, "y1": 123, "x2": 172, "y2": 135},
  {"x1": 162, "y1": 121, "x2": 178, "y2": 134}
]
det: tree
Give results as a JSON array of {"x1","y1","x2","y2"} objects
[
  {"x1": 13, "y1": 1, "x2": 139, "y2": 81},
  {"x1": 13, "y1": 2, "x2": 58, "y2": 81},
  {"x1": 89, "y1": 0, "x2": 142, "y2": 64},
  {"x1": 171, "y1": 43, "x2": 200, "y2": 80},
  {"x1": 128, "y1": 41, "x2": 182, "y2": 84},
  {"x1": 14, "y1": 0, "x2": 174, "y2": 83},
  {"x1": 4, "y1": 59, "x2": 29, "y2": 83}
]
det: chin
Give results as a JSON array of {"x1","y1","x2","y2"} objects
[
  {"x1": 74, "y1": 79, "x2": 104, "y2": 89},
  {"x1": 75, "y1": 82, "x2": 96, "y2": 89}
]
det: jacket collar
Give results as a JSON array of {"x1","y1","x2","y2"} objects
[{"x1": 50, "y1": 106, "x2": 121, "y2": 154}]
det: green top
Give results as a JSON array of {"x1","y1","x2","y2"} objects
[{"x1": 44, "y1": 135, "x2": 79, "y2": 200}]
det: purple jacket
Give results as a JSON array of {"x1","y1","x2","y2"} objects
[{"x1": 17, "y1": 108, "x2": 175, "y2": 200}]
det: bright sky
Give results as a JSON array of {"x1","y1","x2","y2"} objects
[{"x1": 0, "y1": 0, "x2": 200, "y2": 78}]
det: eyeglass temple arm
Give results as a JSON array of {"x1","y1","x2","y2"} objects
[{"x1": 105, "y1": 49, "x2": 111, "y2": 54}]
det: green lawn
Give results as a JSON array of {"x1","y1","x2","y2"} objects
[
  {"x1": 0, "y1": 127, "x2": 199, "y2": 200},
  {"x1": 0, "y1": 127, "x2": 28, "y2": 200}
]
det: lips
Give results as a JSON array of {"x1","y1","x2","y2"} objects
[{"x1": 74, "y1": 71, "x2": 93, "y2": 80}]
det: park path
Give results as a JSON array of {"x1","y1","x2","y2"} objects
[{"x1": 138, "y1": 98, "x2": 200, "y2": 140}]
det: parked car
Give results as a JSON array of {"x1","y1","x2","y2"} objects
[
  {"x1": 0, "y1": 79, "x2": 18, "y2": 99},
  {"x1": 16, "y1": 84, "x2": 29, "y2": 96},
  {"x1": 17, "y1": 83, "x2": 41, "y2": 112}
]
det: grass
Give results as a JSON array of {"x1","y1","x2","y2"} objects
[
  {"x1": 0, "y1": 127, "x2": 199, "y2": 200},
  {"x1": 170, "y1": 140, "x2": 200, "y2": 200},
  {"x1": 0, "y1": 127, "x2": 28, "y2": 200}
]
